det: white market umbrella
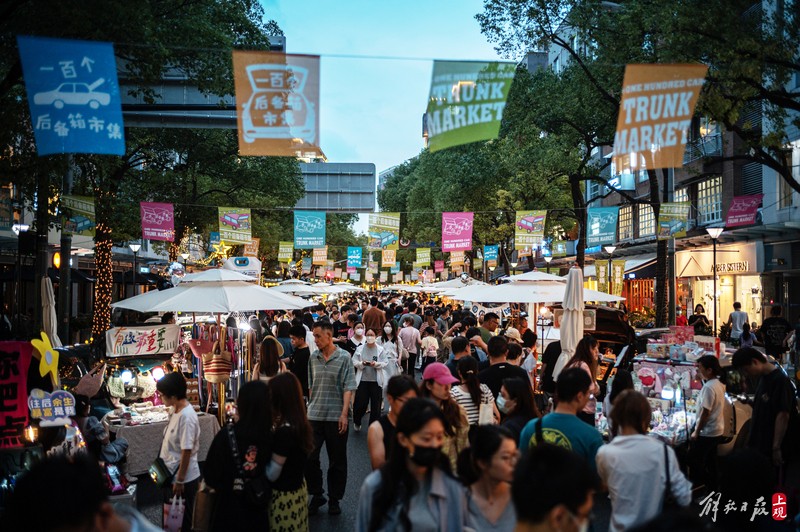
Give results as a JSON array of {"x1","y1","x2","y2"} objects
[
  {"x1": 381, "y1": 283, "x2": 424, "y2": 293},
  {"x1": 447, "y1": 281, "x2": 623, "y2": 304},
  {"x1": 507, "y1": 270, "x2": 566, "y2": 283},
  {"x1": 312, "y1": 282, "x2": 350, "y2": 295},
  {"x1": 279, "y1": 279, "x2": 308, "y2": 285},
  {"x1": 112, "y1": 281, "x2": 308, "y2": 312},
  {"x1": 41, "y1": 277, "x2": 62, "y2": 347},
  {"x1": 334, "y1": 282, "x2": 367, "y2": 292},
  {"x1": 552, "y1": 266, "x2": 585, "y2": 381},
  {"x1": 182, "y1": 269, "x2": 254, "y2": 283},
  {"x1": 268, "y1": 284, "x2": 318, "y2": 296},
  {"x1": 430, "y1": 276, "x2": 486, "y2": 289}
]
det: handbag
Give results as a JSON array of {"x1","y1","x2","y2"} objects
[
  {"x1": 163, "y1": 495, "x2": 185, "y2": 532},
  {"x1": 226, "y1": 423, "x2": 271, "y2": 508},
  {"x1": 662, "y1": 444, "x2": 680, "y2": 510},
  {"x1": 399, "y1": 343, "x2": 409, "y2": 361},
  {"x1": 192, "y1": 480, "x2": 217, "y2": 532},
  {"x1": 203, "y1": 326, "x2": 233, "y2": 384},
  {"x1": 73, "y1": 363, "x2": 106, "y2": 398},
  {"x1": 149, "y1": 456, "x2": 175, "y2": 488},
  {"x1": 107, "y1": 374, "x2": 126, "y2": 398}
]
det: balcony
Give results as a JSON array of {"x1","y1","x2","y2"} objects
[{"x1": 684, "y1": 134, "x2": 722, "y2": 164}]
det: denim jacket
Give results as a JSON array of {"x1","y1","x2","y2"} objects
[{"x1": 356, "y1": 467, "x2": 470, "y2": 532}]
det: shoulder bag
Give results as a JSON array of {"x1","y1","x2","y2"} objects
[
  {"x1": 226, "y1": 423, "x2": 271, "y2": 508},
  {"x1": 662, "y1": 444, "x2": 680, "y2": 510},
  {"x1": 203, "y1": 326, "x2": 233, "y2": 384}
]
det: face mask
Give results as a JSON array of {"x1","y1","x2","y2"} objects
[
  {"x1": 354, "y1": 328, "x2": 364, "y2": 337},
  {"x1": 384, "y1": 326, "x2": 393, "y2": 334},
  {"x1": 496, "y1": 395, "x2": 509, "y2": 414},
  {"x1": 409, "y1": 445, "x2": 442, "y2": 467},
  {"x1": 366, "y1": 336, "x2": 376, "y2": 345}
]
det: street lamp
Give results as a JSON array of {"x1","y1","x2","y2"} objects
[
  {"x1": 706, "y1": 227, "x2": 724, "y2": 337},
  {"x1": 180, "y1": 252, "x2": 189, "y2": 268},
  {"x1": 129, "y1": 243, "x2": 141, "y2": 297},
  {"x1": 544, "y1": 255, "x2": 552, "y2": 274},
  {"x1": 604, "y1": 245, "x2": 617, "y2": 294}
]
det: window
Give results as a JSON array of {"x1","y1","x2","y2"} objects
[
  {"x1": 618, "y1": 205, "x2": 633, "y2": 241},
  {"x1": 674, "y1": 187, "x2": 688, "y2": 203},
  {"x1": 779, "y1": 145, "x2": 798, "y2": 209},
  {"x1": 587, "y1": 179, "x2": 601, "y2": 201},
  {"x1": 638, "y1": 204, "x2": 655, "y2": 236},
  {"x1": 697, "y1": 176, "x2": 722, "y2": 225}
]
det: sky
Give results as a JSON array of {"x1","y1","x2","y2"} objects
[{"x1": 262, "y1": 0, "x2": 506, "y2": 233}]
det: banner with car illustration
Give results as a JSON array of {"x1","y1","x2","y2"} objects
[
  {"x1": 586, "y1": 207, "x2": 619, "y2": 247},
  {"x1": 368, "y1": 212, "x2": 400, "y2": 250},
  {"x1": 426, "y1": 60, "x2": 516, "y2": 152},
  {"x1": 140, "y1": 202, "x2": 174, "y2": 242},
  {"x1": 232, "y1": 51, "x2": 321, "y2": 157},
  {"x1": 515, "y1": 210, "x2": 546, "y2": 250},
  {"x1": 442, "y1": 212, "x2": 473, "y2": 252},
  {"x1": 17, "y1": 36, "x2": 125, "y2": 156},
  {"x1": 218, "y1": 207, "x2": 252, "y2": 243},
  {"x1": 657, "y1": 202, "x2": 690, "y2": 240},
  {"x1": 294, "y1": 210, "x2": 326, "y2": 248},
  {"x1": 61, "y1": 195, "x2": 95, "y2": 236}
]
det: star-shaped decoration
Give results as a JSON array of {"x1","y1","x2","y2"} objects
[
  {"x1": 31, "y1": 332, "x2": 60, "y2": 389},
  {"x1": 212, "y1": 241, "x2": 232, "y2": 257}
]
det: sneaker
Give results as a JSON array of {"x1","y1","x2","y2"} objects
[
  {"x1": 354, "y1": 424, "x2": 361, "y2": 432},
  {"x1": 328, "y1": 500, "x2": 342, "y2": 515},
  {"x1": 309, "y1": 495, "x2": 327, "y2": 515}
]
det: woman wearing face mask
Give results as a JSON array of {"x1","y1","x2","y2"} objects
[
  {"x1": 498, "y1": 377, "x2": 539, "y2": 442},
  {"x1": 420, "y1": 362, "x2": 470, "y2": 471},
  {"x1": 378, "y1": 320, "x2": 402, "y2": 380},
  {"x1": 457, "y1": 425, "x2": 518, "y2": 531},
  {"x1": 346, "y1": 322, "x2": 366, "y2": 356},
  {"x1": 356, "y1": 398, "x2": 469, "y2": 532},
  {"x1": 352, "y1": 329, "x2": 389, "y2": 432}
]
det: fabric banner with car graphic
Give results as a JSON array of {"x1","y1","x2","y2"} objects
[
  {"x1": 140, "y1": 202, "x2": 174, "y2": 242},
  {"x1": 586, "y1": 207, "x2": 619, "y2": 247},
  {"x1": 657, "y1": 202, "x2": 690, "y2": 240},
  {"x1": 515, "y1": 210, "x2": 546, "y2": 250},
  {"x1": 17, "y1": 36, "x2": 125, "y2": 156},
  {"x1": 232, "y1": 51, "x2": 321, "y2": 157},
  {"x1": 426, "y1": 60, "x2": 516, "y2": 152},
  {"x1": 613, "y1": 63, "x2": 708, "y2": 172},
  {"x1": 294, "y1": 210, "x2": 326, "y2": 248},
  {"x1": 442, "y1": 212, "x2": 473, "y2": 252},
  {"x1": 368, "y1": 212, "x2": 400, "y2": 250},
  {"x1": 218, "y1": 207, "x2": 252, "y2": 243},
  {"x1": 61, "y1": 195, "x2": 95, "y2": 236}
]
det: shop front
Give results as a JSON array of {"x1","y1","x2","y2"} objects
[{"x1": 675, "y1": 241, "x2": 764, "y2": 331}]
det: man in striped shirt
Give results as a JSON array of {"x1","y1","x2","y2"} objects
[{"x1": 305, "y1": 321, "x2": 357, "y2": 516}]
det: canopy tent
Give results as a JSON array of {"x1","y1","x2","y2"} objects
[
  {"x1": 446, "y1": 281, "x2": 624, "y2": 304},
  {"x1": 112, "y1": 281, "x2": 308, "y2": 312}
]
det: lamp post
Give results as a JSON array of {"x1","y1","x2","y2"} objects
[
  {"x1": 180, "y1": 252, "x2": 189, "y2": 269},
  {"x1": 604, "y1": 245, "x2": 617, "y2": 294},
  {"x1": 129, "y1": 243, "x2": 141, "y2": 297},
  {"x1": 706, "y1": 227, "x2": 724, "y2": 337},
  {"x1": 544, "y1": 255, "x2": 552, "y2": 274}
]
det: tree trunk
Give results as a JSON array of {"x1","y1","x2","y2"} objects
[
  {"x1": 570, "y1": 174, "x2": 586, "y2": 268},
  {"x1": 91, "y1": 187, "x2": 115, "y2": 345}
]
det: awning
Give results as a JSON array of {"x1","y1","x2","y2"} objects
[{"x1": 583, "y1": 253, "x2": 657, "y2": 278}]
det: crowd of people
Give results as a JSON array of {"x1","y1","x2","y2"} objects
[{"x1": 2, "y1": 291, "x2": 799, "y2": 532}]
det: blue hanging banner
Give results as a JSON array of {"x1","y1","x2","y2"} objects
[
  {"x1": 294, "y1": 210, "x2": 326, "y2": 249},
  {"x1": 586, "y1": 207, "x2": 620, "y2": 247},
  {"x1": 483, "y1": 244, "x2": 499, "y2": 262},
  {"x1": 17, "y1": 36, "x2": 125, "y2": 156},
  {"x1": 347, "y1": 247, "x2": 362, "y2": 268}
]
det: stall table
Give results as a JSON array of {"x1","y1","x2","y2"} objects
[{"x1": 109, "y1": 412, "x2": 220, "y2": 476}]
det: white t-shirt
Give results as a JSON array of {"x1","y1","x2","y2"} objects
[
  {"x1": 159, "y1": 405, "x2": 201, "y2": 483},
  {"x1": 728, "y1": 310, "x2": 749, "y2": 338},
  {"x1": 697, "y1": 377, "x2": 726, "y2": 437}
]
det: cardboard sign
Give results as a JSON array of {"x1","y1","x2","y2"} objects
[{"x1": 106, "y1": 325, "x2": 181, "y2": 357}]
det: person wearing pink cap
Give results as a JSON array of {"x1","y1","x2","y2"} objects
[{"x1": 420, "y1": 362, "x2": 470, "y2": 470}]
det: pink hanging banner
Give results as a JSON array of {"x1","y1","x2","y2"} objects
[
  {"x1": 140, "y1": 202, "x2": 175, "y2": 242},
  {"x1": 347, "y1": 266, "x2": 356, "y2": 274},
  {"x1": 434, "y1": 260, "x2": 444, "y2": 273},
  {"x1": 725, "y1": 194, "x2": 763, "y2": 227},
  {"x1": 442, "y1": 211, "x2": 473, "y2": 252}
]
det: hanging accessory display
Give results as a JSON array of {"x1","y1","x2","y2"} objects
[{"x1": 203, "y1": 326, "x2": 233, "y2": 384}]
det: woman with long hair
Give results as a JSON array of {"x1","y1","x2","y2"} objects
[
  {"x1": 203, "y1": 380, "x2": 272, "y2": 530},
  {"x1": 276, "y1": 320, "x2": 294, "y2": 359},
  {"x1": 450, "y1": 356, "x2": 498, "y2": 430},
  {"x1": 457, "y1": 425, "x2": 517, "y2": 531},
  {"x1": 604, "y1": 369, "x2": 634, "y2": 437},
  {"x1": 420, "y1": 362, "x2": 470, "y2": 470},
  {"x1": 253, "y1": 336, "x2": 286, "y2": 382},
  {"x1": 267, "y1": 372, "x2": 314, "y2": 532},
  {"x1": 356, "y1": 398, "x2": 469, "y2": 532},
  {"x1": 498, "y1": 377, "x2": 539, "y2": 442},
  {"x1": 563, "y1": 335, "x2": 601, "y2": 426},
  {"x1": 688, "y1": 304, "x2": 711, "y2": 335}
]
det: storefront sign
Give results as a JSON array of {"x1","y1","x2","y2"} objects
[
  {"x1": 140, "y1": 202, "x2": 175, "y2": 242},
  {"x1": 676, "y1": 242, "x2": 759, "y2": 277},
  {"x1": 442, "y1": 212, "x2": 473, "y2": 252},
  {"x1": 233, "y1": 51, "x2": 321, "y2": 157},
  {"x1": 586, "y1": 207, "x2": 619, "y2": 247},
  {"x1": 613, "y1": 63, "x2": 708, "y2": 172},
  {"x1": 106, "y1": 325, "x2": 181, "y2": 358},
  {"x1": 0, "y1": 343, "x2": 32, "y2": 448},
  {"x1": 715, "y1": 261, "x2": 749, "y2": 273},
  {"x1": 294, "y1": 210, "x2": 326, "y2": 249},
  {"x1": 368, "y1": 213, "x2": 400, "y2": 250},
  {"x1": 312, "y1": 246, "x2": 327, "y2": 265},
  {"x1": 426, "y1": 60, "x2": 516, "y2": 152},
  {"x1": 725, "y1": 194, "x2": 763, "y2": 227}
]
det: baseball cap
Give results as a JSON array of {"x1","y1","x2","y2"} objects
[
  {"x1": 504, "y1": 327, "x2": 522, "y2": 342},
  {"x1": 422, "y1": 362, "x2": 459, "y2": 385}
]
